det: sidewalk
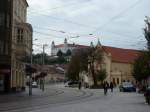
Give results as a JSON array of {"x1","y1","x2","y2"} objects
[{"x1": 0, "y1": 86, "x2": 59, "y2": 104}]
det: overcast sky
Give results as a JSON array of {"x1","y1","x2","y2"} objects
[{"x1": 27, "y1": 0, "x2": 150, "y2": 54}]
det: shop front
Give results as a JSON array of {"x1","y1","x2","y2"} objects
[{"x1": 0, "y1": 65, "x2": 11, "y2": 93}]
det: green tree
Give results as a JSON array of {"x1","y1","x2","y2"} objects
[
  {"x1": 66, "y1": 48, "x2": 89, "y2": 81},
  {"x1": 144, "y1": 17, "x2": 150, "y2": 50},
  {"x1": 133, "y1": 51, "x2": 150, "y2": 81},
  {"x1": 76, "y1": 49, "x2": 89, "y2": 72},
  {"x1": 96, "y1": 69, "x2": 107, "y2": 83},
  {"x1": 88, "y1": 47, "x2": 103, "y2": 87},
  {"x1": 133, "y1": 17, "x2": 150, "y2": 82},
  {"x1": 66, "y1": 46, "x2": 104, "y2": 84},
  {"x1": 57, "y1": 50, "x2": 63, "y2": 57},
  {"x1": 66, "y1": 49, "x2": 72, "y2": 56},
  {"x1": 66, "y1": 54, "x2": 80, "y2": 81}
]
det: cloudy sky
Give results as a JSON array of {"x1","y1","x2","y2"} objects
[{"x1": 27, "y1": 0, "x2": 150, "y2": 54}]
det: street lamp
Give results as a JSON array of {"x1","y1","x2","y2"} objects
[
  {"x1": 42, "y1": 44, "x2": 48, "y2": 65},
  {"x1": 29, "y1": 38, "x2": 38, "y2": 96},
  {"x1": 41, "y1": 44, "x2": 48, "y2": 91}
]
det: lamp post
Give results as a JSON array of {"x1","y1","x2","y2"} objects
[
  {"x1": 29, "y1": 39, "x2": 38, "y2": 96},
  {"x1": 42, "y1": 44, "x2": 48, "y2": 65},
  {"x1": 41, "y1": 44, "x2": 48, "y2": 91}
]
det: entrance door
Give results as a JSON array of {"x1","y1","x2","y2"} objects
[
  {"x1": 0, "y1": 75, "x2": 4, "y2": 92},
  {"x1": 4, "y1": 74, "x2": 10, "y2": 92}
]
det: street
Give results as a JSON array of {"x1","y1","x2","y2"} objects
[{"x1": 0, "y1": 84, "x2": 149, "y2": 112}]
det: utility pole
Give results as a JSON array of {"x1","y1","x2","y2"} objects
[
  {"x1": 29, "y1": 39, "x2": 37, "y2": 96},
  {"x1": 29, "y1": 49, "x2": 33, "y2": 96},
  {"x1": 41, "y1": 44, "x2": 48, "y2": 91}
]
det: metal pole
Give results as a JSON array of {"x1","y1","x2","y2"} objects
[
  {"x1": 42, "y1": 44, "x2": 46, "y2": 91},
  {"x1": 29, "y1": 49, "x2": 33, "y2": 96},
  {"x1": 29, "y1": 39, "x2": 37, "y2": 95}
]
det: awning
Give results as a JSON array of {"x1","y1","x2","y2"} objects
[
  {"x1": 0, "y1": 69, "x2": 11, "y2": 74},
  {"x1": 25, "y1": 64, "x2": 37, "y2": 76},
  {"x1": 0, "y1": 65, "x2": 11, "y2": 74}
]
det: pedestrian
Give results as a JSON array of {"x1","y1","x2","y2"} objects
[
  {"x1": 103, "y1": 81, "x2": 109, "y2": 95},
  {"x1": 84, "y1": 75, "x2": 89, "y2": 88},
  {"x1": 78, "y1": 81, "x2": 82, "y2": 90},
  {"x1": 110, "y1": 82, "x2": 114, "y2": 92}
]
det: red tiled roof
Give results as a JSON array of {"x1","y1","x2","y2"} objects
[{"x1": 102, "y1": 46, "x2": 141, "y2": 64}]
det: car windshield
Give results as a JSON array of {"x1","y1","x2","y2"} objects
[{"x1": 122, "y1": 82, "x2": 133, "y2": 87}]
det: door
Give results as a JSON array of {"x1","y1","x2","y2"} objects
[
  {"x1": 4, "y1": 74, "x2": 10, "y2": 92},
  {"x1": 0, "y1": 75, "x2": 4, "y2": 92}
]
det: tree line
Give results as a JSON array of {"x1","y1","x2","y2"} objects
[
  {"x1": 66, "y1": 47, "x2": 107, "y2": 87},
  {"x1": 133, "y1": 17, "x2": 150, "y2": 83}
]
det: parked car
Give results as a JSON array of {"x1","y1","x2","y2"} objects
[
  {"x1": 32, "y1": 81, "x2": 38, "y2": 88},
  {"x1": 144, "y1": 86, "x2": 150, "y2": 105},
  {"x1": 65, "y1": 81, "x2": 79, "y2": 87},
  {"x1": 119, "y1": 82, "x2": 136, "y2": 92}
]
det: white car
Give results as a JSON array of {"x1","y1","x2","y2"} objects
[
  {"x1": 65, "y1": 81, "x2": 79, "y2": 87},
  {"x1": 32, "y1": 81, "x2": 38, "y2": 88}
]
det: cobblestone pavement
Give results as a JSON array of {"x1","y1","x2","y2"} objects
[{"x1": 0, "y1": 84, "x2": 149, "y2": 112}]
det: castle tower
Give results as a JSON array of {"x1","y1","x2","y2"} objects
[
  {"x1": 64, "y1": 38, "x2": 67, "y2": 44},
  {"x1": 64, "y1": 38, "x2": 68, "y2": 52},
  {"x1": 51, "y1": 41, "x2": 55, "y2": 56},
  {"x1": 97, "y1": 38, "x2": 102, "y2": 48},
  {"x1": 90, "y1": 42, "x2": 94, "y2": 47}
]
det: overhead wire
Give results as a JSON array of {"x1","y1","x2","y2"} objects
[
  {"x1": 28, "y1": 0, "x2": 145, "y2": 49},
  {"x1": 29, "y1": 0, "x2": 145, "y2": 40},
  {"x1": 28, "y1": 0, "x2": 91, "y2": 14},
  {"x1": 92, "y1": 0, "x2": 144, "y2": 34}
]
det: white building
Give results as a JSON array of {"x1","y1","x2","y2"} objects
[{"x1": 51, "y1": 38, "x2": 90, "y2": 56}]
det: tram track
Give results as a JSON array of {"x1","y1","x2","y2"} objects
[{"x1": 0, "y1": 89, "x2": 94, "y2": 112}]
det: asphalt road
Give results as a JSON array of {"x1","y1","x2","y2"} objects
[{"x1": 0, "y1": 84, "x2": 149, "y2": 112}]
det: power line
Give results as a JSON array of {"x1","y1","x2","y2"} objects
[
  {"x1": 92, "y1": 0, "x2": 144, "y2": 34},
  {"x1": 33, "y1": 24, "x2": 140, "y2": 39},
  {"x1": 28, "y1": 11, "x2": 97, "y2": 29},
  {"x1": 28, "y1": 0, "x2": 145, "y2": 44},
  {"x1": 28, "y1": 0, "x2": 91, "y2": 14},
  {"x1": 28, "y1": 0, "x2": 144, "y2": 33},
  {"x1": 34, "y1": 31, "x2": 61, "y2": 38},
  {"x1": 33, "y1": 25, "x2": 91, "y2": 36}
]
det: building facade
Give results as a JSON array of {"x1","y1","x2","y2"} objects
[
  {"x1": 88, "y1": 43, "x2": 140, "y2": 86},
  {"x1": 0, "y1": 0, "x2": 32, "y2": 92},
  {"x1": 51, "y1": 38, "x2": 89, "y2": 56}
]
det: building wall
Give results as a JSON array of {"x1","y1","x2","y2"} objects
[
  {"x1": 45, "y1": 73, "x2": 65, "y2": 83},
  {"x1": 10, "y1": 0, "x2": 32, "y2": 92},
  {"x1": 0, "y1": 0, "x2": 12, "y2": 92},
  {"x1": 102, "y1": 52, "x2": 112, "y2": 83},
  {"x1": 51, "y1": 40, "x2": 75, "y2": 56},
  {"x1": 88, "y1": 48, "x2": 135, "y2": 86},
  {"x1": 52, "y1": 46, "x2": 74, "y2": 56},
  {"x1": 110, "y1": 62, "x2": 134, "y2": 85}
]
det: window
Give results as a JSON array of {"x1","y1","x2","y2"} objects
[
  {"x1": 5, "y1": 43, "x2": 8, "y2": 55},
  {"x1": 117, "y1": 78, "x2": 120, "y2": 84},
  {"x1": 0, "y1": 40, "x2": 4, "y2": 54},
  {"x1": 17, "y1": 29, "x2": 24, "y2": 43},
  {"x1": 0, "y1": 13, "x2": 5, "y2": 26},
  {"x1": 6, "y1": 14, "x2": 10, "y2": 28},
  {"x1": 113, "y1": 78, "x2": 115, "y2": 84}
]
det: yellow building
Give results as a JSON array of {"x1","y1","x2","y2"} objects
[
  {"x1": 0, "y1": 0, "x2": 32, "y2": 92},
  {"x1": 88, "y1": 43, "x2": 140, "y2": 86}
]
